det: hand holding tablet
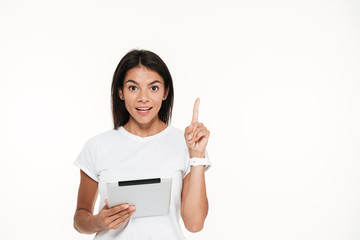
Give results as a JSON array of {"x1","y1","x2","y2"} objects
[{"x1": 95, "y1": 199, "x2": 136, "y2": 230}]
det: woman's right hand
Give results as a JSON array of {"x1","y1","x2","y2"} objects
[{"x1": 95, "y1": 199, "x2": 136, "y2": 230}]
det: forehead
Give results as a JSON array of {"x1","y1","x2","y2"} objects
[{"x1": 124, "y1": 66, "x2": 164, "y2": 84}]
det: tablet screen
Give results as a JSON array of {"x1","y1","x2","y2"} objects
[{"x1": 106, "y1": 177, "x2": 172, "y2": 218}]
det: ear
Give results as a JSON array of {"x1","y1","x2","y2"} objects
[
  {"x1": 118, "y1": 88, "x2": 124, "y2": 100},
  {"x1": 163, "y1": 87, "x2": 169, "y2": 100}
]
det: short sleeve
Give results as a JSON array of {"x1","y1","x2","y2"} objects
[
  {"x1": 183, "y1": 150, "x2": 211, "y2": 179},
  {"x1": 74, "y1": 136, "x2": 99, "y2": 182}
]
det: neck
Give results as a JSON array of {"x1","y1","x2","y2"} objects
[{"x1": 123, "y1": 117, "x2": 168, "y2": 137}]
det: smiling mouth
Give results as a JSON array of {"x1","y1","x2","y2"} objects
[{"x1": 135, "y1": 107, "x2": 153, "y2": 111}]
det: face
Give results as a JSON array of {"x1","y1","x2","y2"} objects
[{"x1": 119, "y1": 66, "x2": 168, "y2": 126}]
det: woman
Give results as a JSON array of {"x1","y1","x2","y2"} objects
[{"x1": 73, "y1": 49, "x2": 211, "y2": 239}]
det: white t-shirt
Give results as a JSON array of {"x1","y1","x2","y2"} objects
[{"x1": 74, "y1": 125, "x2": 209, "y2": 240}]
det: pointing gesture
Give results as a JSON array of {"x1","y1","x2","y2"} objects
[
  {"x1": 185, "y1": 98, "x2": 210, "y2": 158},
  {"x1": 192, "y1": 98, "x2": 200, "y2": 123}
]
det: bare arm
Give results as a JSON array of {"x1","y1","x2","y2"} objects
[
  {"x1": 181, "y1": 162, "x2": 209, "y2": 233},
  {"x1": 73, "y1": 170, "x2": 101, "y2": 234},
  {"x1": 73, "y1": 170, "x2": 135, "y2": 234},
  {"x1": 181, "y1": 98, "x2": 210, "y2": 233}
]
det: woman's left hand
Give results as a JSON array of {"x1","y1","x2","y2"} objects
[{"x1": 184, "y1": 98, "x2": 210, "y2": 158}]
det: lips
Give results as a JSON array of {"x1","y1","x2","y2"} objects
[
  {"x1": 135, "y1": 107, "x2": 153, "y2": 111},
  {"x1": 135, "y1": 107, "x2": 153, "y2": 116}
]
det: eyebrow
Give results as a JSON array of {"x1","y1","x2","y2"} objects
[{"x1": 125, "y1": 80, "x2": 162, "y2": 85}]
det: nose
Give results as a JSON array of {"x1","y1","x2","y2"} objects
[{"x1": 137, "y1": 89, "x2": 149, "y2": 102}]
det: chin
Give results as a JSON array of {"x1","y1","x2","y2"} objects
[{"x1": 133, "y1": 115, "x2": 157, "y2": 125}]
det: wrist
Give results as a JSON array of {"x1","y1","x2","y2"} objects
[
  {"x1": 189, "y1": 151, "x2": 205, "y2": 158},
  {"x1": 74, "y1": 209, "x2": 103, "y2": 234},
  {"x1": 188, "y1": 151, "x2": 211, "y2": 170},
  {"x1": 92, "y1": 213, "x2": 106, "y2": 232}
]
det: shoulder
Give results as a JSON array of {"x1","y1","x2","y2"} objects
[
  {"x1": 168, "y1": 125, "x2": 184, "y2": 134},
  {"x1": 96, "y1": 129, "x2": 119, "y2": 139},
  {"x1": 82, "y1": 129, "x2": 119, "y2": 146},
  {"x1": 166, "y1": 125, "x2": 187, "y2": 147},
  {"x1": 167, "y1": 125, "x2": 185, "y2": 139}
]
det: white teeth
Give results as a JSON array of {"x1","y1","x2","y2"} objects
[{"x1": 137, "y1": 107, "x2": 151, "y2": 111}]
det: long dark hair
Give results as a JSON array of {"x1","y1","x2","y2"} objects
[{"x1": 111, "y1": 49, "x2": 174, "y2": 130}]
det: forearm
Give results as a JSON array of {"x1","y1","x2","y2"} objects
[
  {"x1": 182, "y1": 165, "x2": 209, "y2": 230},
  {"x1": 182, "y1": 100, "x2": 211, "y2": 232},
  {"x1": 74, "y1": 209, "x2": 103, "y2": 234}
]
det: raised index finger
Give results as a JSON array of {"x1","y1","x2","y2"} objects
[{"x1": 192, "y1": 98, "x2": 200, "y2": 123}]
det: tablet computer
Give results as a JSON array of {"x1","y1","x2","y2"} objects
[{"x1": 106, "y1": 177, "x2": 172, "y2": 218}]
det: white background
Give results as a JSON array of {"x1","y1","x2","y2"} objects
[{"x1": 1, "y1": 0, "x2": 359, "y2": 239}]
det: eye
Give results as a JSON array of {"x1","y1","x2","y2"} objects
[
  {"x1": 151, "y1": 86, "x2": 159, "y2": 91},
  {"x1": 129, "y1": 86, "x2": 137, "y2": 91}
]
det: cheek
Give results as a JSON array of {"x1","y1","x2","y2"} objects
[
  {"x1": 124, "y1": 104, "x2": 132, "y2": 114},
  {"x1": 124, "y1": 98, "x2": 135, "y2": 111},
  {"x1": 123, "y1": 94, "x2": 136, "y2": 104},
  {"x1": 155, "y1": 97, "x2": 164, "y2": 107}
]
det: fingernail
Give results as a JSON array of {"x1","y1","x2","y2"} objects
[
  {"x1": 188, "y1": 135, "x2": 192, "y2": 140},
  {"x1": 129, "y1": 206, "x2": 135, "y2": 211},
  {"x1": 124, "y1": 204, "x2": 129, "y2": 208}
]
